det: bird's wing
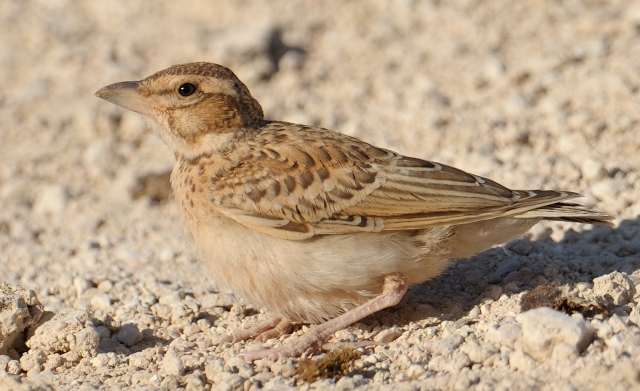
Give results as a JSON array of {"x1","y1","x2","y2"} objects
[{"x1": 210, "y1": 124, "x2": 583, "y2": 240}]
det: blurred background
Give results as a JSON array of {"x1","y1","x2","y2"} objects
[{"x1": 1, "y1": 0, "x2": 638, "y2": 303}]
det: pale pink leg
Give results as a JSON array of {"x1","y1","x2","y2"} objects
[
  {"x1": 240, "y1": 274, "x2": 408, "y2": 361},
  {"x1": 218, "y1": 316, "x2": 291, "y2": 343},
  {"x1": 255, "y1": 317, "x2": 292, "y2": 342}
]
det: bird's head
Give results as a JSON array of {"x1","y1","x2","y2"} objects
[{"x1": 95, "y1": 62, "x2": 264, "y2": 158}]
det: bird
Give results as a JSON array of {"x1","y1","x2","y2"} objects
[{"x1": 95, "y1": 62, "x2": 613, "y2": 360}]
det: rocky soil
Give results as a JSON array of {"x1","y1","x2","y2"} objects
[{"x1": 1, "y1": 0, "x2": 639, "y2": 390}]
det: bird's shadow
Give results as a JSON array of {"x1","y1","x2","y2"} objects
[{"x1": 362, "y1": 217, "x2": 640, "y2": 329}]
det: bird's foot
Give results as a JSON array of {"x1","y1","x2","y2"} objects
[{"x1": 217, "y1": 316, "x2": 291, "y2": 344}]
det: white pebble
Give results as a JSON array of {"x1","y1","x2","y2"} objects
[
  {"x1": 593, "y1": 271, "x2": 635, "y2": 306},
  {"x1": 32, "y1": 185, "x2": 67, "y2": 216},
  {"x1": 590, "y1": 178, "x2": 628, "y2": 201},
  {"x1": 0, "y1": 355, "x2": 10, "y2": 372},
  {"x1": 485, "y1": 323, "x2": 521, "y2": 349},
  {"x1": 509, "y1": 349, "x2": 536, "y2": 371},
  {"x1": 213, "y1": 374, "x2": 245, "y2": 391},
  {"x1": 516, "y1": 307, "x2": 594, "y2": 362},
  {"x1": 159, "y1": 248, "x2": 175, "y2": 262},
  {"x1": 159, "y1": 291, "x2": 184, "y2": 305},
  {"x1": 90, "y1": 293, "x2": 111, "y2": 309},
  {"x1": 628, "y1": 313, "x2": 640, "y2": 327},
  {"x1": 581, "y1": 158, "x2": 608, "y2": 181},
  {"x1": 116, "y1": 324, "x2": 143, "y2": 347},
  {"x1": 161, "y1": 348, "x2": 183, "y2": 376},
  {"x1": 97, "y1": 280, "x2": 114, "y2": 292},
  {"x1": 6, "y1": 360, "x2": 21, "y2": 375},
  {"x1": 128, "y1": 352, "x2": 151, "y2": 369},
  {"x1": 406, "y1": 364, "x2": 426, "y2": 379},
  {"x1": 424, "y1": 335, "x2": 464, "y2": 355},
  {"x1": 374, "y1": 327, "x2": 403, "y2": 343},
  {"x1": 73, "y1": 277, "x2": 91, "y2": 298},
  {"x1": 608, "y1": 314, "x2": 627, "y2": 334}
]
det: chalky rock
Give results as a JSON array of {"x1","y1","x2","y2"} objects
[
  {"x1": 0, "y1": 283, "x2": 44, "y2": 356},
  {"x1": 517, "y1": 307, "x2": 594, "y2": 362},
  {"x1": 25, "y1": 309, "x2": 100, "y2": 364}
]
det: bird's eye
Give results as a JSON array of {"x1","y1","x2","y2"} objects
[{"x1": 178, "y1": 83, "x2": 197, "y2": 97}]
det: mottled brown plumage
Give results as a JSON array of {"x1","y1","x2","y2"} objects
[{"x1": 96, "y1": 62, "x2": 612, "y2": 359}]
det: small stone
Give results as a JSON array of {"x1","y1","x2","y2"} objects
[
  {"x1": 553, "y1": 159, "x2": 581, "y2": 182},
  {"x1": 452, "y1": 351, "x2": 471, "y2": 370},
  {"x1": 200, "y1": 293, "x2": 235, "y2": 309},
  {"x1": 182, "y1": 323, "x2": 200, "y2": 337},
  {"x1": 270, "y1": 360, "x2": 296, "y2": 377},
  {"x1": 468, "y1": 306, "x2": 481, "y2": 317},
  {"x1": 516, "y1": 307, "x2": 594, "y2": 362},
  {"x1": 26, "y1": 309, "x2": 100, "y2": 363},
  {"x1": 593, "y1": 271, "x2": 635, "y2": 306},
  {"x1": 159, "y1": 291, "x2": 184, "y2": 305},
  {"x1": 406, "y1": 364, "x2": 426, "y2": 379},
  {"x1": 32, "y1": 185, "x2": 67, "y2": 216},
  {"x1": 0, "y1": 355, "x2": 10, "y2": 371},
  {"x1": 225, "y1": 356, "x2": 254, "y2": 378},
  {"x1": 185, "y1": 373, "x2": 205, "y2": 390},
  {"x1": 116, "y1": 324, "x2": 143, "y2": 347},
  {"x1": 628, "y1": 313, "x2": 640, "y2": 327},
  {"x1": 204, "y1": 357, "x2": 225, "y2": 381},
  {"x1": 90, "y1": 293, "x2": 111, "y2": 309},
  {"x1": 608, "y1": 314, "x2": 627, "y2": 334},
  {"x1": 461, "y1": 340, "x2": 497, "y2": 364},
  {"x1": 363, "y1": 354, "x2": 378, "y2": 365},
  {"x1": 373, "y1": 370, "x2": 390, "y2": 382},
  {"x1": 424, "y1": 335, "x2": 464, "y2": 355},
  {"x1": 19, "y1": 348, "x2": 46, "y2": 372},
  {"x1": 551, "y1": 342, "x2": 578, "y2": 362},
  {"x1": 485, "y1": 322, "x2": 521, "y2": 349},
  {"x1": 213, "y1": 374, "x2": 245, "y2": 391},
  {"x1": 97, "y1": 280, "x2": 114, "y2": 292},
  {"x1": 503, "y1": 282, "x2": 519, "y2": 293},
  {"x1": 0, "y1": 283, "x2": 44, "y2": 355},
  {"x1": 6, "y1": 359, "x2": 21, "y2": 375},
  {"x1": 161, "y1": 375, "x2": 181, "y2": 390},
  {"x1": 592, "y1": 319, "x2": 614, "y2": 339},
  {"x1": 159, "y1": 248, "x2": 175, "y2": 262},
  {"x1": 98, "y1": 337, "x2": 123, "y2": 353},
  {"x1": 581, "y1": 158, "x2": 608, "y2": 181},
  {"x1": 128, "y1": 352, "x2": 151, "y2": 369},
  {"x1": 590, "y1": 178, "x2": 628, "y2": 202},
  {"x1": 509, "y1": 349, "x2": 536, "y2": 371},
  {"x1": 161, "y1": 348, "x2": 184, "y2": 376},
  {"x1": 484, "y1": 285, "x2": 503, "y2": 301},
  {"x1": 152, "y1": 303, "x2": 172, "y2": 320},
  {"x1": 335, "y1": 375, "x2": 366, "y2": 390},
  {"x1": 73, "y1": 278, "x2": 91, "y2": 298},
  {"x1": 373, "y1": 327, "x2": 403, "y2": 343},
  {"x1": 43, "y1": 353, "x2": 63, "y2": 371},
  {"x1": 95, "y1": 326, "x2": 111, "y2": 339}
]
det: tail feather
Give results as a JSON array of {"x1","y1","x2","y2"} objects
[{"x1": 515, "y1": 202, "x2": 614, "y2": 226}]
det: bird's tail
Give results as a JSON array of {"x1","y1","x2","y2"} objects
[{"x1": 514, "y1": 201, "x2": 614, "y2": 226}]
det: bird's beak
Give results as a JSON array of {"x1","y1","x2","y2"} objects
[{"x1": 95, "y1": 81, "x2": 156, "y2": 117}]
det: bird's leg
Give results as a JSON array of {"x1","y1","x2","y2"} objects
[
  {"x1": 240, "y1": 274, "x2": 408, "y2": 361},
  {"x1": 218, "y1": 316, "x2": 291, "y2": 343}
]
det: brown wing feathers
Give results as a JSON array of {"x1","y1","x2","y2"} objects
[{"x1": 210, "y1": 123, "x2": 611, "y2": 239}]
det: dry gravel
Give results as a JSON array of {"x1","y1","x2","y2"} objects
[{"x1": 1, "y1": 1, "x2": 640, "y2": 390}]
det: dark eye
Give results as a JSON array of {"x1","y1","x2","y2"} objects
[{"x1": 178, "y1": 83, "x2": 197, "y2": 97}]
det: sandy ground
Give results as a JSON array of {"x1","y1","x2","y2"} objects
[{"x1": 1, "y1": 0, "x2": 640, "y2": 390}]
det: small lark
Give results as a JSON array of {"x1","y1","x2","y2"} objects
[{"x1": 96, "y1": 62, "x2": 612, "y2": 360}]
